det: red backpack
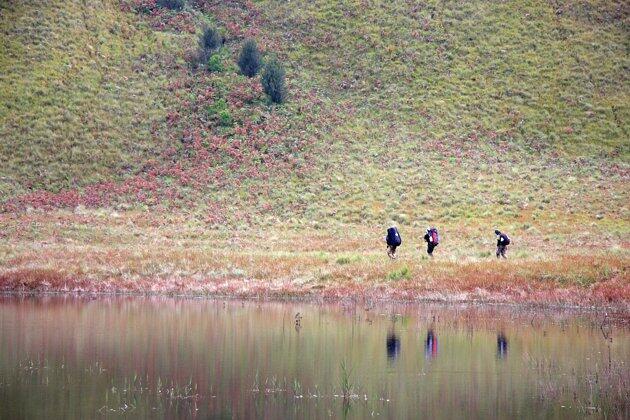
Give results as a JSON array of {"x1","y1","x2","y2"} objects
[{"x1": 429, "y1": 228, "x2": 440, "y2": 244}]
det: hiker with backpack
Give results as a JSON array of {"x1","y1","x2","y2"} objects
[
  {"x1": 423, "y1": 227, "x2": 439, "y2": 256},
  {"x1": 495, "y1": 229, "x2": 510, "y2": 258},
  {"x1": 384, "y1": 226, "x2": 402, "y2": 259}
]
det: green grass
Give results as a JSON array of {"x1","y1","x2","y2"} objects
[
  {"x1": 387, "y1": 266, "x2": 411, "y2": 281},
  {"x1": 269, "y1": 0, "x2": 629, "y2": 152},
  {"x1": 252, "y1": 0, "x2": 629, "y2": 225},
  {"x1": 0, "y1": 0, "x2": 174, "y2": 196},
  {"x1": 0, "y1": 0, "x2": 628, "y2": 230}
]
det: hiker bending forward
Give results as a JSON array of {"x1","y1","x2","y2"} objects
[
  {"x1": 423, "y1": 227, "x2": 439, "y2": 256},
  {"x1": 385, "y1": 226, "x2": 402, "y2": 259},
  {"x1": 495, "y1": 229, "x2": 510, "y2": 259}
]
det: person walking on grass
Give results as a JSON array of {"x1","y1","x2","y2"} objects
[
  {"x1": 423, "y1": 227, "x2": 439, "y2": 257},
  {"x1": 495, "y1": 229, "x2": 511, "y2": 259},
  {"x1": 385, "y1": 225, "x2": 402, "y2": 259}
]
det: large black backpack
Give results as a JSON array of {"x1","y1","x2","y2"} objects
[
  {"x1": 386, "y1": 227, "x2": 402, "y2": 247},
  {"x1": 501, "y1": 234, "x2": 511, "y2": 245}
]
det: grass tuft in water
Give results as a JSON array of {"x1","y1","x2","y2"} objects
[{"x1": 340, "y1": 360, "x2": 354, "y2": 401}]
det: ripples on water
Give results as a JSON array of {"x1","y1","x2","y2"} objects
[{"x1": 0, "y1": 296, "x2": 628, "y2": 419}]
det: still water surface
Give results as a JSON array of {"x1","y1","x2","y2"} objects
[{"x1": 0, "y1": 297, "x2": 628, "y2": 419}]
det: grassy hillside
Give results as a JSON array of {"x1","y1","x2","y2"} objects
[
  {"x1": 0, "y1": 0, "x2": 173, "y2": 196},
  {"x1": 1, "y1": 0, "x2": 628, "y2": 229},
  {"x1": 251, "y1": 0, "x2": 629, "y2": 227}
]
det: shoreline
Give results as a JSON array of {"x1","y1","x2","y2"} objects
[{"x1": 2, "y1": 284, "x2": 628, "y2": 313}]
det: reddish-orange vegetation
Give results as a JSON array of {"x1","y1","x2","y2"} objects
[{"x1": 1, "y1": 211, "x2": 627, "y2": 309}]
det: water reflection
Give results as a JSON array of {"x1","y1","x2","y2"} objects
[
  {"x1": 0, "y1": 297, "x2": 627, "y2": 419},
  {"x1": 425, "y1": 329, "x2": 438, "y2": 359},
  {"x1": 386, "y1": 330, "x2": 401, "y2": 361},
  {"x1": 497, "y1": 332, "x2": 508, "y2": 359}
]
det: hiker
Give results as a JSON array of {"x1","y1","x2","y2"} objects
[
  {"x1": 423, "y1": 227, "x2": 439, "y2": 256},
  {"x1": 495, "y1": 229, "x2": 510, "y2": 259},
  {"x1": 384, "y1": 226, "x2": 402, "y2": 259}
]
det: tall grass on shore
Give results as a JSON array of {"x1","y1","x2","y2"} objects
[{"x1": 0, "y1": 212, "x2": 627, "y2": 306}]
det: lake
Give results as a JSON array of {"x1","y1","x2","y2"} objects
[{"x1": 0, "y1": 296, "x2": 628, "y2": 419}]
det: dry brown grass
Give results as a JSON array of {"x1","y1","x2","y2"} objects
[{"x1": 1, "y1": 210, "x2": 628, "y2": 308}]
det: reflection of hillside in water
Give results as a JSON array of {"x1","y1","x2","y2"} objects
[{"x1": 0, "y1": 297, "x2": 627, "y2": 418}]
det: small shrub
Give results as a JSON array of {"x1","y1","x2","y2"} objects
[
  {"x1": 207, "y1": 99, "x2": 232, "y2": 126},
  {"x1": 201, "y1": 27, "x2": 222, "y2": 51},
  {"x1": 192, "y1": 27, "x2": 224, "y2": 70},
  {"x1": 207, "y1": 55, "x2": 224, "y2": 73},
  {"x1": 237, "y1": 39, "x2": 261, "y2": 77},
  {"x1": 218, "y1": 109, "x2": 232, "y2": 126},
  {"x1": 261, "y1": 58, "x2": 287, "y2": 104},
  {"x1": 387, "y1": 266, "x2": 411, "y2": 281},
  {"x1": 157, "y1": 0, "x2": 185, "y2": 11}
]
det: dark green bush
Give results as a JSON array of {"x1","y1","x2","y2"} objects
[
  {"x1": 261, "y1": 58, "x2": 287, "y2": 104},
  {"x1": 218, "y1": 109, "x2": 232, "y2": 126},
  {"x1": 157, "y1": 0, "x2": 185, "y2": 11},
  {"x1": 237, "y1": 39, "x2": 261, "y2": 77},
  {"x1": 201, "y1": 27, "x2": 221, "y2": 51},
  {"x1": 192, "y1": 27, "x2": 223, "y2": 70}
]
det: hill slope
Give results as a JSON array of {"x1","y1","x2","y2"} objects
[
  {"x1": 0, "y1": 0, "x2": 175, "y2": 197},
  {"x1": 1, "y1": 0, "x2": 628, "y2": 228}
]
